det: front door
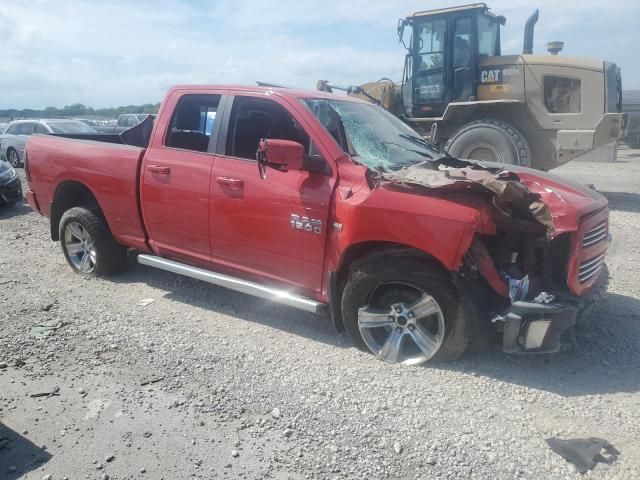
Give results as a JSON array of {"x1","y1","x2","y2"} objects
[
  {"x1": 451, "y1": 16, "x2": 475, "y2": 102},
  {"x1": 140, "y1": 92, "x2": 223, "y2": 265},
  {"x1": 210, "y1": 95, "x2": 334, "y2": 295},
  {"x1": 412, "y1": 17, "x2": 448, "y2": 117}
]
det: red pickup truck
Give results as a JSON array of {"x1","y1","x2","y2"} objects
[{"x1": 24, "y1": 85, "x2": 609, "y2": 365}]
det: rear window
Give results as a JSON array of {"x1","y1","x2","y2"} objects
[
  {"x1": 47, "y1": 122, "x2": 97, "y2": 134},
  {"x1": 35, "y1": 124, "x2": 49, "y2": 134},
  {"x1": 20, "y1": 123, "x2": 36, "y2": 135},
  {"x1": 165, "y1": 94, "x2": 221, "y2": 152}
]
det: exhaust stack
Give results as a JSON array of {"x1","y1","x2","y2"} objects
[{"x1": 523, "y1": 9, "x2": 539, "y2": 54}]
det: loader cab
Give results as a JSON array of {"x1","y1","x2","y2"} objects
[{"x1": 399, "y1": 3, "x2": 505, "y2": 118}]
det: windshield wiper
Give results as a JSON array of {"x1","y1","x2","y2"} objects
[{"x1": 398, "y1": 133, "x2": 433, "y2": 149}]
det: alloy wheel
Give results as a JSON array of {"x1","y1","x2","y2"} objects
[
  {"x1": 8, "y1": 150, "x2": 19, "y2": 168},
  {"x1": 64, "y1": 222, "x2": 97, "y2": 273},
  {"x1": 357, "y1": 282, "x2": 445, "y2": 365}
]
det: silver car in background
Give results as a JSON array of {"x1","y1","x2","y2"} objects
[{"x1": 0, "y1": 119, "x2": 96, "y2": 167}]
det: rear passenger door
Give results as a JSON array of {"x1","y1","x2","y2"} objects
[
  {"x1": 140, "y1": 92, "x2": 225, "y2": 265},
  {"x1": 210, "y1": 95, "x2": 334, "y2": 296}
]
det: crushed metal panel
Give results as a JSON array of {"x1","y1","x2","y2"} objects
[{"x1": 380, "y1": 161, "x2": 555, "y2": 235}]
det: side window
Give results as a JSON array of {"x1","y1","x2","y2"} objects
[
  {"x1": 35, "y1": 124, "x2": 49, "y2": 134},
  {"x1": 20, "y1": 123, "x2": 36, "y2": 135},
  {"x1": 165, "y1": 94, "x2": 221, "y2": 153},
  {"x1": 126, "y1": 116, "x2": 138, "y2": 127},
  {"x1": 117, "y1": 116, "x2": 127, "y2": 127},
  {"x1": 544, "y1": 76, "x2": 581, "y2": 113},
  {"x1": 453, "y1": 18, "x2": 472, "y2": 68},
  {"x1": 416, "y1": 19, "x2": 447, "y2": 71},
  {"x1": 225, "y1": 97, "x2": 314, "y2": 162},
  {"x1": 6, "y1": 124, "x2": 19, "y2": 135}
]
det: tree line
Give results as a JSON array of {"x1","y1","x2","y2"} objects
[{"x1": 0, "y1": 102, "x2": 161, "y2": 119}]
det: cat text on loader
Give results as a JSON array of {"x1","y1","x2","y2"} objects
[{"x1": 317, "y1": 3, "x2": 628, "y2": 170}]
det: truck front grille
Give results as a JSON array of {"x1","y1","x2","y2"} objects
[
  {"x1": 579, "y1": 253, "x2": 606, "y2": 284},
  {"x1": 582, "y1": 220, "x2": 608, "y2": 248},
  {"x1": 567, "y1": 208, "x2": 609, "y2": 295}
]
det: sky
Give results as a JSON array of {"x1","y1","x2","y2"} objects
[{"x1": 1, "y1": 0, "x2": 639, "y2": 109}]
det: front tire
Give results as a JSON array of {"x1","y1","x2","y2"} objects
[
  {"x1": 341, "y1": 257, "x2": 470, "y2": 365},
  {"x1": 7, "y1": 148, "x2": 20, "y2": 168},
  {"x1": 445, "y1": 119, "x2": 531, "y2": 167},
  {"x1": 59, "y1": 207, "x2": 127, "y2": 276}
]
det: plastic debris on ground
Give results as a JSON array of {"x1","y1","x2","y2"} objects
[{"x1": 546, "y1": 437, "x2": 620, "y2": 473}]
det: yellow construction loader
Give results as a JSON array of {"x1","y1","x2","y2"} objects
[{"x1": 318, "y1": 3, "x2": 627, "y2": 169}]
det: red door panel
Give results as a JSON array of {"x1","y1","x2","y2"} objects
[
  {"x1": 210, "y1": 156, "x2": 333, "y2": 295},
  {"x1": 141, "y1": 148, "x2": 214, "y2": 264}
]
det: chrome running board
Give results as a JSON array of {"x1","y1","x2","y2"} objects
[{"x1": 136, "y1": 254, "x2": 325, "y2": 314}]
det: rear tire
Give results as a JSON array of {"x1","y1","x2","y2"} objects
[
  {"x1": 7, "y1": 148, "x2": 20, "y2": 168},
  {"x1": 445, "y1": 119, "x2": 531, "y2": 167},
  {"x1": 341, "y1": 257, "x2": 470, "y2": 365},
  {"x1": 59, "y1": 207, "x2": 127, "y2": 276}
]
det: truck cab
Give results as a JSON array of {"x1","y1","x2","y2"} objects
[{"x1": 24, "y1": 85, "x2": 611, "y2": 366}]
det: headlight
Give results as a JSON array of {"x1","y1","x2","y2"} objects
[{"x1": 0, "y1": 166, "x2": 17, "y2": 182}]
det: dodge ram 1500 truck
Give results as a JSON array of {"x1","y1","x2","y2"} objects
[{"x1": 24, "y1": 85, "x2": 609, "y2": 365}]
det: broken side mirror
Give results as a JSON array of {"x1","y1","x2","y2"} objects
[{"x1": 256, "y1": 138, "x2": 304, "y2": 179}]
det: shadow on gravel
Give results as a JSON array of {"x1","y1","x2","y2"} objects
[
  {"x1": 599, "y1": 191, "x2": 640, "y2": 213},
  {"x1": 111, "y1": 264, "x2": 348, "y2": 349},
  {"x1": 0, "y1": 199, "x2": 32, "y2": 219},
  {"x1": 111, "y1": 265, "x2": 640, "y2": 397},
  {"x1": 441, "y1": 291, "x2": 640, "y2": 397},
  {"x1": 0, "y1": 423, "x2": 52, "y2": 479}
]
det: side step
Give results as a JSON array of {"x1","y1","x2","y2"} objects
[{"x1": 136, "y1": 254, "x2": 325, "y2": 314}]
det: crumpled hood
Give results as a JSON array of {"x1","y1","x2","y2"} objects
[
  {"x1": 379, "y1": 158, "x2": 607, "y2": 238},
  {"x1": 481, "y1": 162, "x2": 608, "y2": 236}
]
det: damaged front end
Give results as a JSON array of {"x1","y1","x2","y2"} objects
[{"x1": 379, "y1": 158, "x2": 609, "y2": 354}]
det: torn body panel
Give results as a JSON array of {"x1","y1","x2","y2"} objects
[{"x1": 333, "y1": 157, "x2": 610, "y2": 354}]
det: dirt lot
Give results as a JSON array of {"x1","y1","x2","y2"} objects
[{"x1": 1, "y1": 148, "x2": 639, "y2": 480}]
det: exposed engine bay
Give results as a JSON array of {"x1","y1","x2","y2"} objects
[{"x1": 374, "y1": 158, "x2": 607, "y2": 353}]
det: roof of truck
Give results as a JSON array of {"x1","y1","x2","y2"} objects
[{"x1": 167, "y1": 85, "x2": 369, "y2": 103}]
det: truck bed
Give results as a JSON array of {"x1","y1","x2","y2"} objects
[{"x1": 25, "y1": 135, "x2": 149, "y2": 250}]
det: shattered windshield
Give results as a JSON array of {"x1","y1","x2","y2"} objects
[{"x1": 302, "y1": 98, "x2": 440, "y2": 172}]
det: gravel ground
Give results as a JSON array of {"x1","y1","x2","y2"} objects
[{"x1": 1, "y1": 148, "x2": 639, "y2": 480}]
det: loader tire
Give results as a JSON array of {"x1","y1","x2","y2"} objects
[{"x1": 445, "y1": 119, "x2": 531, "y2": 167}]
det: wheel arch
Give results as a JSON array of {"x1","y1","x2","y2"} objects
[
  {"x1": 50, "y1": 180, "x2": 103, "y2": 241},
  {"x1": 328, "y1": 241, "x2": 453, "y2": 332}
]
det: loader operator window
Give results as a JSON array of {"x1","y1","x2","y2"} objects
[
  {"x1": 478, "y1": 15, "x2": 500, "y2": 57},
  {"x1": 226, "y1": 97, "x2": 321, "y2": 167},
  {"x1": 416, "y1": 19, "x2": 446, "y2": 71},
  {"x1": 166, "y1": 94, "x2": 221, "y2": 153},
  {"x1": 453, "y1": 18, "x2": 472, "y2": 67},
  {"x1": 415, "y1": 19, "x2": 447, "y2": 103}
]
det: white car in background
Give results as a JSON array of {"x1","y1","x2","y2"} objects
[{"x1": 0, "y1": 119, "x2": 96, "y2": 167}]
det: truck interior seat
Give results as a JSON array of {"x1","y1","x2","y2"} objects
[
  {"x1": 232, "y1": 112, "x2": 269, "y2": 159},
  {"x1": 168, "y1": 102, "x2": 210, "y2": 152}
]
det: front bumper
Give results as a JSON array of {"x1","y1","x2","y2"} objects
[
  {"x1": 0, "y1": 176, "x2": 22, "y2": 204},
  {"x1": 502, "y1": 300, "x2": 577, "y2": 354},
  {"x1": 501, "y1": 267, "x2": 607, "y2": 354}
]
